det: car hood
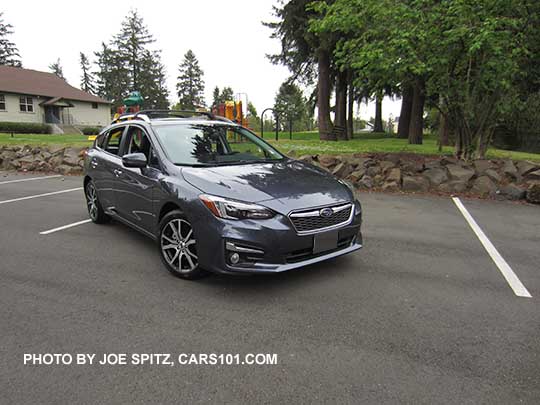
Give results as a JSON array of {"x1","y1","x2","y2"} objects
[{"x1": 181, "y1": 160, "x2": 352, "y2": 214}]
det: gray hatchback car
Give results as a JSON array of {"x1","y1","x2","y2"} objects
[{"x1": 83, "y1": 110, "x2": 363, "y2": 279}]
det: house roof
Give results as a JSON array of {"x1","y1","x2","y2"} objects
[{"x1": 0, "y1": 65, "x2": 111, "y2": 104}]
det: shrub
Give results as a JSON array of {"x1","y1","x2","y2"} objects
[
  {"x1": 0, "y1": 122, "x2": 52, "y2": 134},
  {"x1": 80, "y1": 127, "x2": 102, "y2": 135}
]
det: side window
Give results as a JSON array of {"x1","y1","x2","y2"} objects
[
  {"x1": 125, "y1": 126, "x2": 154, "y2": 164},
  {"x1": 103, "y1": 127, "x2": 125, "y2": 156}
]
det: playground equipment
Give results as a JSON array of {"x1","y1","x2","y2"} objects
[
  {"x1": 211, "y1": 100, "x2": 247, "y2": 127},
  {"x1": 112, "y1": 91, "x2": 144, "y2": 121}
]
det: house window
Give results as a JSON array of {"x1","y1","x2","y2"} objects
[
  {"x1": 0, "y1": 94, "x2": 5, "y2": 111},
  {"x1": 92, "y1": 102, "x2": 98, "y2": 109},
  {"x1": 19, "y1": 96, "x2": 34, "y2": 112}
]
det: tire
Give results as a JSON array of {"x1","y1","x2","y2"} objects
[
  {"x1": 158, "y1": 210, "x2": 208, "y2": 279},
  {"x1": 85, "y1": 180, "x2": 110, "y2": 224}
]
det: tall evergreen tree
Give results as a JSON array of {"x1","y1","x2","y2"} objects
[
  {"x1": 93, "y1": 10, "x2": 169, "y2": 110},
  {"x1": 79, "y1": 52, "x2": 95, "y2": 93},
  {"x1": 0, "y1": 12, "x2": 21, "y2": 67},
  {"x1": 220, "y1": 87, "x2": 234, "y2": 103},
  {"x1": 49, "y1": 58, "x2": 65, "y2": 79},
  {"x1": 94, "y1": 42, "x2": 129, "y2": 107},
  {"x1": 114, "y1": 9, "x2": 154, "y2": 91},
  {"x1": 212, "y1": 86, "x2": 221, "y2": 108},
  {"x1": 274, "y1": 82, "x2": 309, "y2": 131},
  {"x1": 176, "y1": 50, "x2": 205, "y2": 109}
]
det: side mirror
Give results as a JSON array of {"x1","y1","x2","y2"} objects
[{"x1": 122, "y1": 152, "x2": 147, "y2": 168}]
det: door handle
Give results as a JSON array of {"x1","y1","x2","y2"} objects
[
  {"x1": 91, "y1": 159, "x2": 98, "y2": 168},
  {"x1": 113, "y1": 168, "x2": 123, "y2": 177}
]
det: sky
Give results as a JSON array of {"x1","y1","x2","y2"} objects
[{"x1": 3, "y1": 0, "x2": 401, "y2": 120}]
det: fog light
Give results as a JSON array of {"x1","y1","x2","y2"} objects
[{"x1": 229, "y1": 253, "x2": 240, "y2": 264}]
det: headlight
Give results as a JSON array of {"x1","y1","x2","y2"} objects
[{"x1": 199, "y1": 194, "x2": 275, "y2": 220}]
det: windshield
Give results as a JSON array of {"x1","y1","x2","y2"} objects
[{"x1": 153, "y1": 123, "x2": 284, "y2": 166}]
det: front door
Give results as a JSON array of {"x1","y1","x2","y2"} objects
[
  {"x1": 114, "y1": 125, "x2": 161, "y2": 234},
  {"x1": 44, "y1": 106, "x2": 61, "y2": 124},
  {"x1": 93, "y1": 126, "x2": 127, "y2": 211}
]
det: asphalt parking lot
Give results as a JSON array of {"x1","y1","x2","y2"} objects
[{"x1": 1, "y1": 172, "x2": 539, "y2": 403}]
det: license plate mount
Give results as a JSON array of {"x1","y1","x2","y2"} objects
[{"x1": 313, "y1": 230, "x2": 339, "y2": 254}]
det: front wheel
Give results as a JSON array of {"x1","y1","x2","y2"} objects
[
  {"x1": 158, "y1": 211, "x2": 208, "y2": 279},
  {"x1": 85, "y1": 180, "x2": 110, "y2": 224}
]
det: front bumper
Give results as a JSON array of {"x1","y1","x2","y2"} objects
[{"x1": 192, "y1": 203, "x2": 363, "y2": 274}]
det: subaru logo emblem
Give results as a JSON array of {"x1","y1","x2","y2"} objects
[{"x1": 319, "y1": 208, "x2": 333, "y2": 218}]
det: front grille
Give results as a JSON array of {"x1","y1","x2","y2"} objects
[{"x1": 289, "y1": 203, "x2": 353, "y2": 234}]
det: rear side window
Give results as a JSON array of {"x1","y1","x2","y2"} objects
[{"x1": 103, "y1": 127, "x2": 125, "y2": 156}]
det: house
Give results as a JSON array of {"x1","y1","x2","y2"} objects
[{"x1": 0, "y1": 65, "x2": 111, "y2": 132}]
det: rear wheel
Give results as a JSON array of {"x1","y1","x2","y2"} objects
[
  {"x1": 85, "y1": 180, "x2": 110, "y2": 224},
  {"x1": 158, "y1": 211, "x2": 207, "y2": 279}
]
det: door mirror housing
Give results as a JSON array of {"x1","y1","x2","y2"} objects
[{"x1": 122, "y1": 153, "x2": 147, "y2": 168}]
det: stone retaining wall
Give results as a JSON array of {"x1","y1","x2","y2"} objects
[{"x1": 1, "y1": 145, "x2": 539, "y2": 203}]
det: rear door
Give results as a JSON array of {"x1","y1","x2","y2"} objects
[
  {"x1": 93, "y1": 125, "x2": 127, "y2": 212},
  {"x1": 114, "y1": 124, "x2": 162, "y2": 235}
]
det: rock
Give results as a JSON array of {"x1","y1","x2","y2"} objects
[
  {"x1": 318, "y1": 154, "x2": 338, "y2": 168},
  {"x1": 41, "y1": 151, "x2": 52, "y2": 160},
  {"x1": 379, "y1": 160, "x2": 395, "y2": 173},
  {"x1": 382, "y1": 181, "x2": 400, "y2": 192},
  {"x1": 446, "y1": 164, "x2": 475, "y2": 182},
  {"x1": 438, "y1": 180, "x2": 469, "y2": 193},
  {"x1": 423, "y1": 168, "x2": 448, "y2": 187},
  {"x1": 347, "y1": 168, "x2": 366, "y2": 183},
  {"x1": 440, "y1": 156, "x2": 458, "y2": 166},
  {"x1": 332, "y1": 162, "x2": 353, "y2": 178},
  {"x1": 297, "y1": 155, "x2": 314, "y2": 164},
  {"x1": 18, "y1": 156, "x2": 36, "y2": 171},
  {"x1": 401, "y1": 161, "x2": 424, "y2": 174},
  {"x1": 424, "y1": 160, "x2": 442, "y2": 170},
  {"x1": 373, "y1": 175, "x2": 383, "y2": 186},
  {"x1": 49, "y1": 154, "x2": 64, "y2": 167},
  {"x1": 56, "y1": 164, "x2": 82, "y2": 175},
  {"x1": 501, "y1": 160, "x2": 518, "y2": 179},
  {"x1": 366, "y1": 165, "x2": 381, "y2": 177},
  {"x1": 386, "y1": 168, "x2": 401, "y2": 184},
  {"x1": 484, "y1": 168, "x2": 501, "y2": 183},
  {"x1": 358, "y1": 175, "x2": 373, "y2": 189},
  {"x1": 402, "y1": 176, "x2": 429, "y2": 192},
  {"x1": 499, "y1": 184, "x2": 526, "y2": 200},
  {"x1": 471, "y1": 176, "x2": 497, "y2": 197},
  {"x1": 473, "y1": 160, "x2": 494, "y2": 174},
  {"x1": 525, "y1": 169, "x2": 540, "y2": 181},
  {"x1": 516, "y1": 161, "x2": 539, "y2": 177},
  {"x1": 384, "y1": 154, "x2": 401, "y2": 164},
  {"x1": 526, "y1": 183, "x2": 540, "y2": 204}
]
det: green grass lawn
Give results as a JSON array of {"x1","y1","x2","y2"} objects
[
  {"x1": 265, "y1": 131, "x2": 540, "y2": 162},
  {"x1": 2, "y1": 131, "x2": 539, "y2": 162},
  {"x1": 0, "y1": 133, "x2": 92, "y2": 147}
]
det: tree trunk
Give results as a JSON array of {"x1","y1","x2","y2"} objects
[
  {"x1": 438, "y1": 113, "x2": 449, "y2": 152},
  {"x1": 397, "y1": 85, "x2": 413, "y2": 139},
  {"x1": 317, "y1": 48, "x2": 334, "y2": 140},
  {"x1": 347, "y1": 71, "x2": 354, "y2": 140},
  {"x1": 334, "y1": 70, "x2": 348, "y2": 140},
  {"x1": 408, "y1": 81, "x2": 425, "y2": 144},
  {"x1": 373, "y1": 95, "x2": 383, "y2": 132}
]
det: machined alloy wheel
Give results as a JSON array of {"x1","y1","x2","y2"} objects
[
  {"x1": 85, "y1": 180, "x2": 109, "y2": 224},
  {"x1": 86, "y1": 182, "x2": 98, "y2": 221},
  {"x1": 160, "y1": 217, "x2": 200, "y2": 275}
]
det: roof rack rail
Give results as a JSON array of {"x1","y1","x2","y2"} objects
[
  {"x1": 111, "y1": 113, "x2": 151, "y2": 124},
  {"x1": 135, "y1": 109, "x2": 235, "y2": 124}
]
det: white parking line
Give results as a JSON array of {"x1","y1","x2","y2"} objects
[
  {"x1": 0, "y1": 175, "x2": 62, "y2": 185},
  {"x1": 40, "y1": 219, "x2": 92, "y2": 235},
  {"x1": 452, "y1": 197, "x2": 532, "y2": 298},
  {"x1": 0, "y1": 187, "x2": 83, "y2": 205}
]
